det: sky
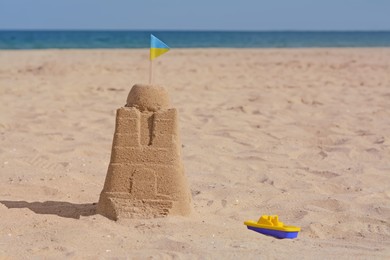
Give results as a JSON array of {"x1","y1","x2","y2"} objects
[{"x1": 0, "y1": 0, "x2": 389, "y2": 31}]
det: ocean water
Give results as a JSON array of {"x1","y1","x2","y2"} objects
[{"x1": 1, "y1": 30, "x2": 390, "y2": 49}]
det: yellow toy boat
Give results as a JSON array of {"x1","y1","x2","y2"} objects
[{"x1": 244, "y1": 215, "x2": 300, "y2": 239}]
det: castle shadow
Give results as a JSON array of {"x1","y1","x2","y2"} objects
[{"x1": 0, "y1": 200, "x2": 97, "y2": 219}]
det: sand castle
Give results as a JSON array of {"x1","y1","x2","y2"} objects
[{"x1": 97, "y1": 84, "x2": 192, "y2": 220}]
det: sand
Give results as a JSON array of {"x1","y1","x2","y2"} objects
[
  {"x1": 0, "y1": 48, "x2": 389, "y2": 259},
  {"x1": 98, "y1": 84, "x2": 192, "y2": 219}
]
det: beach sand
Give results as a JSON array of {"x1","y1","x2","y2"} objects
[{"x1": 0, "y1": 48, "x2": 389, "y2": 258}]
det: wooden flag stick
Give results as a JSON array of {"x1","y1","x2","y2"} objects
[{"x1": 149, "y1": 60, "x2": 153, "y2": 84}]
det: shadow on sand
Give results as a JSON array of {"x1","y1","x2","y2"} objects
[{"x1": 0, "y1": 200, "x2": 97, "y2": 219}]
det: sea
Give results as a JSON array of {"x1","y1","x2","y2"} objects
[{"x1": 1, "y1": 30, "x2": 390, "y2": 49}]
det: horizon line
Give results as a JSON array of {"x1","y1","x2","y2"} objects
[
  {"x1": 1, "y1": 29, "x2": 390, "y2": 33},
  {"x1": 0, "y1": 28, "x2": 390, "y2": 32}
]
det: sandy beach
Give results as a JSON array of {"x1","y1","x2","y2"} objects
[{"x1": 0, "y1": 48, "x2": 389, "y2": 258}]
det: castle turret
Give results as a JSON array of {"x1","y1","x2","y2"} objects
[{"x1": 97, "y1": 84, "x2": 192, "y2": 220}]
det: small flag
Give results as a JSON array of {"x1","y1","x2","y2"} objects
[{"x1": 150, "y1": 34, "x2": 170, "y2": 61}]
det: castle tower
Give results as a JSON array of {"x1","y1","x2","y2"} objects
[{"x1": 97, "y1": 84, "x2": 192, "y2": 220}]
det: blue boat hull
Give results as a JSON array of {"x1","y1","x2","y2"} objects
[{"x1": 247, "y1": 226, "x2": 298, "y2": 239}]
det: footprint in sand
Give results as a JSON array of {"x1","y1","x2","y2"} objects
[
  {"x1": 307, "y1": 198, "x2": 349, "y2": 212},
  {"x1": 18, "y1": 154, "x2": 69, "y2": 171},
  {"x1": 298, "y1": 167, "x2": 340, "y2": 179}
]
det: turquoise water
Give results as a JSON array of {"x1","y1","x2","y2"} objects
[{"x1": 1, "y1": 31, "x2": 390, "y2": 49}]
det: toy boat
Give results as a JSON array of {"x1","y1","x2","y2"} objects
[{"x1": 244, "y1": 215, "x2": 300, "y2": 239}]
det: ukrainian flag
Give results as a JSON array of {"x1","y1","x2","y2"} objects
[{"x1": 150, "y1": 34, "x2": 170, "y2": 60}]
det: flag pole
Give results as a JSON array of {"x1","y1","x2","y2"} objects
[{"x1": 149, "y1": 59, "x2": 153, "y2": 84}]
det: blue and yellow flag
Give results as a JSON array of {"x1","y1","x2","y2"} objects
[{"x1": 150, "y1": 34, "x2": 170, "y2": 60}]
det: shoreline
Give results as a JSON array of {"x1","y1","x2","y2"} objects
[{"x1": 2, "y1": 46, "x2": 390, "y2": 51}]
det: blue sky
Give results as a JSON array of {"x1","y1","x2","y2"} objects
[{"x1": 0, "y1": 0, "x2": 389, "y2": 31}]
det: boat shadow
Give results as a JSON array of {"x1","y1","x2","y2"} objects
[{"x1": 0, "y1": 200, "x2": 97, "y2": 219}]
